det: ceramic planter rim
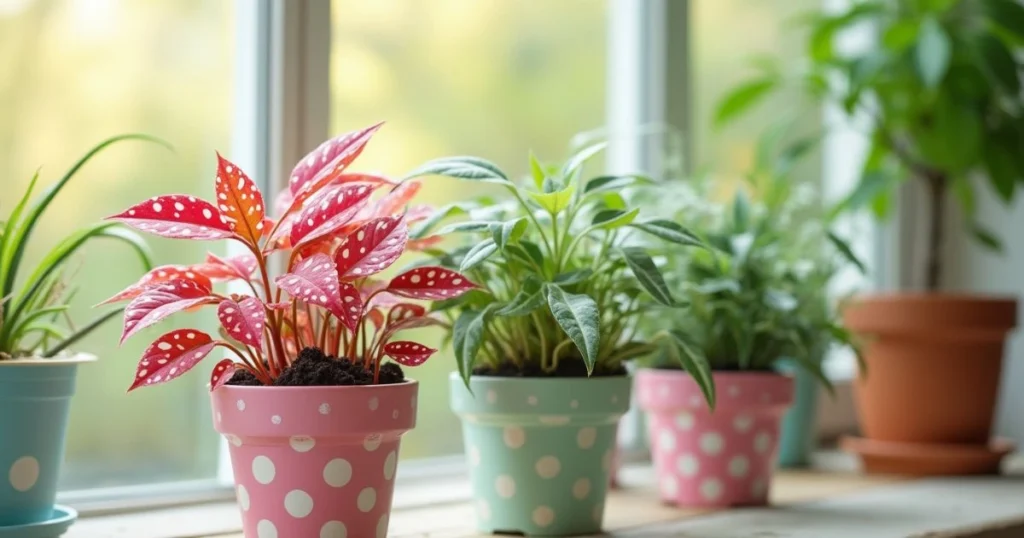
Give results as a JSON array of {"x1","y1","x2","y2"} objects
[
  {"x1": 207, "y1": 378, "x2": 419, "y2": 392},
  {"x1": 452, "y1": 372, "x2": 632, "y2": 383},
  {"x1": 0, "y1": 352, "x2": 96, "y2": 367}
]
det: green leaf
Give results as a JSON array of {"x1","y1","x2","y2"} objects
[
  {"x1": 714, "y1": 78, "x2": 777, "y2": 127},
  {"x1": 982, "y1": 0, "x2": 1024, "y2": 42},
  {"x1": 404, "y1": 156, "x2": 511, "y2": 185},
  {"x1": 529, "y1": 151, "x2": 546, "y2": 190},
  {"x1": 43, "y1": 308, "x2": 122, "y2": 358},
  {"x1": 545, "y1": 285, "x2": 600, "y2": 374},
  {"x1": 552, "y1": 269, "x2": 593, "y2": 286},
  {"x1": 409, "y1": 201, "x2": 477, "y2": 239},
  {"x1": 667, "y1": 330, "x2": 716, "y2": 409},
  {"x1": 883, "y1": 20, "x2": 920, "y2": 52},
  {"x1": 732, "y1": 190, "x2": 751, "y2": 231},
  {"x1": 828, "y1": 171, "x2": 890, "y2": 219},
  {"x1": 459, "y1": 239, "x2": 498, "y2": 272},
  {"x1": 495, "y1": 280, "x2": 545, "y2": 317},
  {"x1": 561, "y1": 142, "x2": 608, "y2": 180},
  {"x1": 973, "y1": 34, "x2": 1020, "y2": 95},
  {"x1": 505, "y1": 241, "x2": 546, "y2": 272},
  {"x1": 602, "y1": 193, "x2": 626, "y2": 210},
  {"x1": 827, "y1": 232, "x2": 867, "y2": 274},
  {"x1": 452, "y1": 307, "x2": 494, "y2": 386},
  {"x1": 529, "y1": 185, "x2": 575, "y2": 214},
  {"x1": 788, "y1": 353, "x2": 835, "y2": 396},
  {"x1": 764, "y1": 289, "x2": 797, "y2": 312},
  {"x1": 629, "y1": 219, "x2": 704, "y2": 247},
  {"x1": 582, "y1": 174, "x2": 654, "y2": 193},
  {"x1": 489, "y1": 218, "x2": 528, "y2": 249},
  {"x1": 618, "y1": 247, "x2": 675, "y2": 306},
  {"x1": 915, "y1": 17, "x2": 951, "y2": 88},
  {"x1": 972, "y1": 223, "x2": 1004, "y2": 252},
  {"x1": 951, "y1": 177, "x2": 977, "y2": 217},
  {"x1": 435, "y1": 220, "x2": 496, "y2": 235},
  {"x1": 591, "y1": 208, "x2": 639, "y2": 230},
  {"x1": 984, "y1": 144, "x2": 1017, "y2": 203}
]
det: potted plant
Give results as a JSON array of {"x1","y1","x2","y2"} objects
[
  {"x1": 0, "y1": 136, "x2": 155, "y2": 534},
  {"x1": 633, "y1": 169, "x2": 862, "y2": 507},
  {"x1": 716, "y1": 0, "x2": 1022, "y2": 473},
  {"x1": 406, "y1": 146, "x2": 711, "y2": 535},
  {"x1": 105, "y1": 123, "x2": 476, "y2": 538}
]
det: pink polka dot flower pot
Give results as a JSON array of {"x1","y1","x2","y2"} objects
[
  {"x1": 211, "y1": 381, "x2": 418, "y2": 538},
  {"x1": 637, "y1": 369, "x2": 793, "y2": 508},
  {"x1": 450, "y1": 373, "x2": 631, "y2": 536}
]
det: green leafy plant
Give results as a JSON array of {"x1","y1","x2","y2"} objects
[
  {"x1": 0, "y1": 135, "x2": 158, "y2": 359},
  {"x1": 716, "y1": 0, "x2": 1024, "y2": 290},
  {"x1": 637, "y1": 130, "x2": 864, "y2": 390},
  {"x1": 406, "y1": 146, "x2": 717, "y2": 406}
]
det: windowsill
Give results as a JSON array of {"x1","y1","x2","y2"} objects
[{"x1": 66, "y1": 452, "x2": 1024, "y2": 538}]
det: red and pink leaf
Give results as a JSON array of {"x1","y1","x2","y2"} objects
[
  {"x1": 217, "y1": 297, "x2": 266, "y2": 351},
  {"x1": 380, "y1": 314, "x2": 447, "y2": 344},
  {"x1": 336, "y1": 282, "x2": 363, "y2": 332},
  {"x1": 121, "y1": 279, "x2": 218, "y2": 343},
  {"x1": 334, "y1": 215, "x2": 408, "y2": 280},
  {"x1": 405, "y1": 204, "x2": 434, "y2": 223},
  {"x1": 358, "y1": 181, "x2": 421, "y2": 221},
  {"x1": 274, "y1": 253, "x2": 345, "y2": 319},
  {"x1": 407, "y1": 236, "x2": 444, "y2": 252},
  {"x1": 214, "y1": 154, "x2": 266, "y2": 244},
  {"x1": 387, "y1": 303, "x2": 426, "y2": 326},
  {"x1": 383, "y1": 341, "x2": 436, "y2": 367},
  {"x1": 387, "y1": 266, "x2": 477, "y2": 300},
  {"x1": 209, "y1": 359, "x2": 237, "y2": 391},
  {"x1": 282, "y1": 172, "x2": 400, "y2": 226},
  {"x1": 128, "y1": 329, "x2": 218, "y2": 391},
  {"x1": 196, "y1": 252, "x2": 259, "y2": 281},
  {"x1": 100, "y1": 265, "x2": 212, "y2": 305},
  {"x1": 288, "y1": 183, "x2": 376, "y2": 249},
  {"x1": 367, "y1": 308, "x2": 386, "y2": 330},
  {"x1": 108, "y1": 195, "x2": 233, "y2": 240},
  {"x1": 289, "y1": 122, "x2": 382, "y2": 195}
]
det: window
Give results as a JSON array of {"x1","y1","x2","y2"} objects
[
  {"x1": 0, "y1": 0, "x2": 235, "y2": 490},
  {"x1": 329, "y1": 0, "x2": 609, "y2": 460}
]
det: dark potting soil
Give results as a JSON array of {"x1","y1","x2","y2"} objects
[
  {"x1": 473, "y1": 359, "x2": 627, "y2": 378},
  {"x1": 225, "y1": 347, "x2": 405, "y2": 386}
]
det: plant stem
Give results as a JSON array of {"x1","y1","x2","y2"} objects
[{"x1": 925, "y1": 172, "x2": 946, "y2": 291}]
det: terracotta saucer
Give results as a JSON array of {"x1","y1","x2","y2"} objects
[{"x1": 840, "y1": 435, "x2": 1015, "y2": 476}]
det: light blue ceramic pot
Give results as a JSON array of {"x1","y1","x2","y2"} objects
[
  {"x1": 0, "y1": 356, "x2": 92, "y2": 526},
  {"x1": 450, "y1": 373, "x2": 631, "y2": 536},
  {"x1": 776, "y1": 361, "x2": 820, "y2": 468}
]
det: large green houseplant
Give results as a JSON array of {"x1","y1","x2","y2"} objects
[
  {"x1": 0, "y1": 135, "x2": 154, "y2": 532},
  {"x1": 718, "y1": 0, "x2": 1022, "y2": 474},
  {"x1": 407, "y1": 146, "x2": 710, "y2": 535}
]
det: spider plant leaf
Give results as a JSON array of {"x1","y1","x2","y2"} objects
[{"x1": 42, "y1": 308, "x2": 122, "y2": 358}]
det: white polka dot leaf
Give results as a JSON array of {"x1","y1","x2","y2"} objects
[
  {"x1": 217, "y1": 297, "x2": 267, "y2": 351},
  {"x1": 209, "y1": 358, "x2": 237, "y2": 391},
  {"x1": 286, "y1": 183, "x2": 376, "y2": 250},
  {"x1": 382, "y1": 341, "x2": 437, "y2": 366},
  {"x1": 286, "y1": 122, "x2": 382, "y2": 205},
  {"x1": 120, "y1": 279, "x2": 219, "y2": 343},
  {"x1": 333, "y1": 214, "x2": 409, "y2": 280},
  {"x1": 274, "y1": 254, "x2": 353, "y2": 326},
  {"x1": 99, "y1": 264, "x2": 213, "y2": 305},
  {"x1": 214, "y1": 152, "x2": 266, "y2": 245},
  {"x1": 386, "y1": 266, "x2": 478, "y2": 300},
  {"x1": 128, "y1": 329, "x2": 221, "y2": 391},
  {"x1": 108, "y1": 194, "x2": 235, "y2": 241}
]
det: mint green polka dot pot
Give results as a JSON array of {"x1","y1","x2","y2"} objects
[{"x1": 449, "y1": 372, "x2": 631, "y2": 536}]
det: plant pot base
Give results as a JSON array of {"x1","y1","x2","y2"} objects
[
  {"x1": 841, "y1": 435, "x2": 1014, "y2": 476},
  {"x1": 0, "y1": 505, "x2": 76, "y2": 538}
]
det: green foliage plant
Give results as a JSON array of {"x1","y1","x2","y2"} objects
[
  {"x1": 716, "y1": 0, "x2": 1024, "y2": 290},
  {"x1": 0, "y1": 135, "x2": 157, "y2": 360},
  {"x1": 405, "y1": 145, "x2": 719, "y2": 406},
  {"x1": 636, "y1": 130, "x2": 865, "y2": 391}
]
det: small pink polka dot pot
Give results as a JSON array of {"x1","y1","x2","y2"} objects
[
  {"x1": 211, "y1": 381, "x2": 418, "y2": 538},
  {"x1": 636, "y1": 369, "x2": 794, "y2": 508}
]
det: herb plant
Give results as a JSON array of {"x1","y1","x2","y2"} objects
[
  {"x1": 638, "y1": 133, "x2": 864, "y2": 389},
  {"x1": 716, "y1": 0, "x2": 1024, "y2": 289},
  {"x1": 0, "y1": 135, "x2": 156, "y2": 360},
  {"x1": 104, "y1": 123, "x2": 476, "y2": 391},
  {"x1": 405, "y1": 147, "x2": 717, "y2": 406}
]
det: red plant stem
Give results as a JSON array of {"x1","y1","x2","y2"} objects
[
  {"x1": 235, "y1": 362, "x2": 272, "y2": 385},
  {"x1": 318, "y1": 311, "x2": 331, "y2": 350},
  {"x1": 304, "y1": 303, "x2": 317, "y2": 349},
  {"x1": 220, "y1": 341, "x2": 264, "y2": 378},
  {"x1": 241, "y1": 239, "x2": 287, "y2": 376},
  {"x1": 334, "y1": 324, "x2": 344, "y2": 357},
  {"x1": 291, "y1": 302, "x2": 302, "y2": 356}
]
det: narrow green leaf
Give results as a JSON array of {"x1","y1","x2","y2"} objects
[
  {"x1": 505, "y1": 241, "x2": 546, "y2": 272},
  {"x1": 496, "y1": 280, "x2": 545, "y2": 317},
  {"x1": 591, "y1": 208, "x2": 639, "y2": 230},
  {"x1": 714, "y1": 78, "x2": 777, "y2": 126},
  {"x1": 972, "y1": 223, "x2": 1004, "y2": 252},
  {"x1": 984, "y1": 144, "x2": 1017, "y2": 203},
  {"x1": 982, "y1": 0, "x2": 1024, "y2": 40},
  {"x1": 489, "y1": 218, "x2": 528, "y2": 250},
  {"x1": 973, "y1": 34, "x2": 1021, "y2": 95},
  {"x1": 828, "y1": 171, "x2": 890, "y2": 219},
  {"x1": 788, "y1": 353, "x2": 835, "y2": 396},
  {"x1": 602, "y1": 193, "x2": 626, "y2": 210},
  {"x1": 529, "y1": 185, "x2": 575, "y2": 214},
  {"x1": 561, "y1": 142, "x2": 608, "y2": 180},
  {"x1": 409, "y1": 201, "x2": 476, "y2": 239},
  {"x1": 552, "y1": 269, "x2": 593, "y2": 287},
  {"x1": 435, "y1": 220, "x2": 496, "y2": 235},
  {"x1": 459, "y1": 239, "x2": 498, "y2": 272},
  {"x1": 452, "y1": 307, "x2": 493, "y2": 386},
  {"x1": 582, "y1": 174, "x2": 654, "y2": 194},
  {"x1": 629, "y1": 219, "x2": 704, "y2": 247},
  {"x1": 0, "y1": 171, "x2": 40, "y2": 304},
  {"x1": 764, "y1": 289, "x2": 797, "y2": 312},
  {"x1": 733, "y1": 190, "x2": 751, "y2": 231},
  {"x1": 403, "y1": 156, "x2": 511, "y2": 185},
  {"x1": 827, "y1": 232, "x2": 867, "y2": 274},
  {"x1": 42, "y1": 308, "x2": 123, "y2": 358},
  {"x1": 667, "y1": 330, "x2": 716, "y2": 409},
  {"x1": 915, "y1": 17, "x2": 951, "y2": 88},
  {"x1": 529, "y1": 151, "x2": 546, "y2": 190},
  {"x1": 545, "y1": 285, "x2": 600, "y2": 374},
  {"x1": 618, "y1": 247, "x2": 675, "y2": 306}
]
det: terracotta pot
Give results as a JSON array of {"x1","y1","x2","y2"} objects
[
  {"x1": 844, "y1": 294, "x2": 1017, "y2": 445},
  {"x1": 210, "y1": 381, "x2": 417, "y2": 538},
  {"x1": 636, "y1": 369, "x2": 794, "y2": 508}
]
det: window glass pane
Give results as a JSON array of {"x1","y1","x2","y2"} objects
[
  {"x1": 692, "y1": 0, "x2": 821, "y2": 185},
  {"x1": 330, "y1": 0, "x2": 607, "y2": 459},
  {"x1": 0, "y1": 0, "x2": 234, "y2": 489}
]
